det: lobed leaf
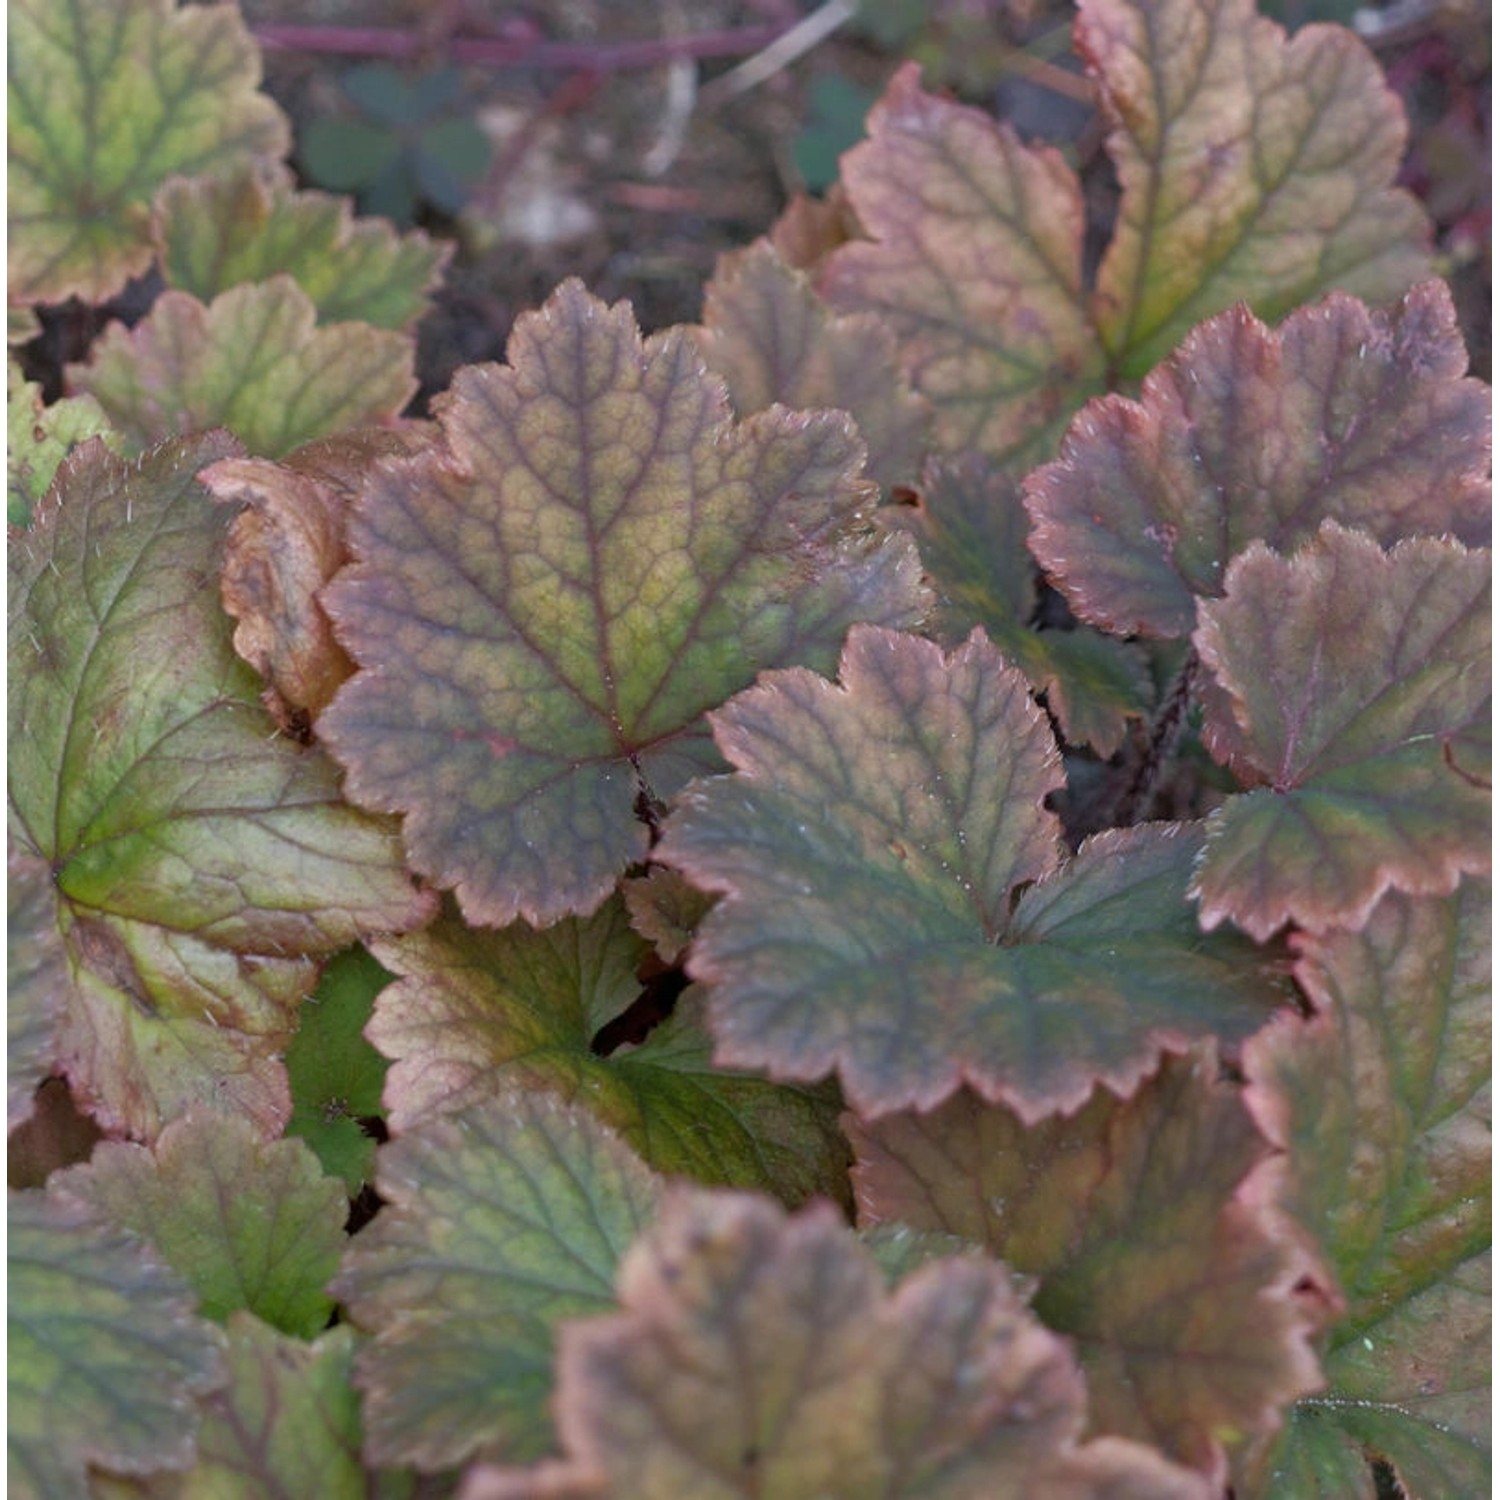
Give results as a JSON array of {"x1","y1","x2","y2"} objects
[
  {"x1": 620, "y1": 864, "x2": 714, "y2": 964},
  {"x1": 333, "y1": 1088, "x2": 662, "y2": 1469},
  {"x1": 659, "y1": 625, "x2": 1288, "y2": 1118},
  {"x1": 850, "y1": 1047, "x2": 1323, "y2": 1476},
  {"x1": 1025, "y1": 283, "x2": 1491, "y2": 639},
  {"x1": 153, "y1": 166, "x2": 450, "y2": 331},
  {"x1": 51, "y1": 1110, "x2": 348, "y2": 1338},
  {"x1": 69, "y1": 278, "x2": 417, "y2": 459},
  {"x1": 463, "y1": 1189, "x2": 1212, "y2": 1499},
  {"x1": 697, "y1": 241, "x2": 931, "y2": 490},
  {"x1": 368, "y1": 895, "x2": 851, "y2": 1208},
  {"x1": 1191, "y1": 522, "x2": 1491, "y2": 938},
  {"x1": 8, "y1": 435, "x2": 433, "y2": 1139},
  {"x1": 1081, "y1": 0, "x2": 1431, "y2": 377},
  {"x1": 9, "y1": 1188, "x2": 226, "y2": 1499},
  {"x1": 1237, "y1": 882, "x2": 1491, "y2": 1494},
  {"x1": 319, "y1": 279, "x2": 927, "y2": 928},
  {"x1": 8, "y1": 0, "x2": 289, "y2": 305},
  {"x1": 8, "y1": 359, "x2": 120, "y2": 528},
  {"x1": 821, "y1": 63, "x2": 1104, "y2": 466}
]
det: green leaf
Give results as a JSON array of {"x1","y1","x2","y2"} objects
[
  {"x1": 319, "y1": 278, "x2": 927, "y2": 928},
  {"x1": 153, "y1": 168, "x2": 450, "y2": 331},
  {"x1": 1191, "y1": 523, "x2": 1490, "y2": 939},
  {"x1": 284, "y1": 944, "x2": 394, "y2": 1194},
  {"x1": 659, "y1": 625, "x2": 1288, "y2": 1118},
  {"x1": 51, "y1": 1111, "x2": 347, "y2": 1338},
  {"x1": 1081, "y1": 0, "x2": 1431, "y2": 377},
  {"x1": 822, "y1": 63, "x2": 1105, "y2": 466},
  {"x1": 1237, "y1": 882, "x2": 1490, "y2": 1495},
  {"x1": 333, "y1": 1088, "x2": 662, "y2": 1469},
  {"x1": 368, "y1": 895, "x2": 851, "y2": 1209},
  {"x1": 9, "y1": 1188, "x2": 226, "y2": 1499},
  {"x1": 412, "y1": 117, "x2": 492, "y2": 214},
  {"x1": 8, "y1": 435, "x2": 433, "y2": 1139},
  {"x1": 697, "y1": 241, "x2": 931, "y2": 491},
  {"x1": 68, "y1": 278, "x2": 417, "y2": 459},
  {"x1": 8, "y1": 845, "x2": 66, "y2": 1129},
  {"x1": 8, "y1": 0, "x2": 289, "y2": 304},
  {"x1": 298, "y1": 117, "x2": 402, "y2": 193},
  {"x1": 8, "y1": 359, "x2": 119, "y2": 528},
  {"x1": 849, "y1": 1047, "x2": 1324, "y2": 1475},
  {"x1": 793, "y1": 74, "x2": 882, "y2": 192},
  {"x1": 884, "y1": 457, "x2": 1152, "y2": 753},
  {"x1": 463, "y1": 1189, "x2": 1212, "y2": 1499},
  {"x1": 1025, "y1": 282, "x2": 1490, "y2": 639}
]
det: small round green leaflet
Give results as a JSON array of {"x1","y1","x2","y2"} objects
[{"x1": 318, "y1": 278, "x2": 927, "y2": 928}]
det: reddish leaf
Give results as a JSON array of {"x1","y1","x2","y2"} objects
[
  {"x1": 850, "y1": 1047, "x2": 1324, "y2": 1477},
  {"x1": 319, "y1": 279, "x2": 926, "y2": 928},
  {"x1": 659, "y1": 625, "x2": 1288, "y2": 1118},
  {"x1": 1191, "y1": 523, "x2": 1490, "y2": 939},
  {"x1": 8, "y1": 846, "x2": 66, "y2": 1129},
  {"x1": 464, "y1": 1190, "x2": 1212, "y2": 1499},
  {"x1": 1025, "y1": 283, "x2": 1491, "y2": 638},
  {"x1": 620, "y1": 865, "x2": 713, "y2": 964}
]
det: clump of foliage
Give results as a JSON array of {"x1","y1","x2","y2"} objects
[{"x1": 7, "y1": 0, "x2": 1489, "y2": 1496}]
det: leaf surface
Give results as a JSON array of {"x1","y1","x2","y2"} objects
[
  {"x1": 333, "y1": 1088, "x2": 662, "y2": 1469},
  {"x1": 154, "y1": 167, "x2": 450, "y2": 331},
  {"x1": 463, "y1": 1189, "x2": 1212, "y2": 1499},
  {"x1": 51, "y1": 1110, "x2": 347, "y2": 1338},
  {"x1": 1025, "y1": 283, "x2": 1491, "y2": 638},
  {"x1": 8, "y1": 1189, "x2": 226, "y2": 1499},
  {"x1": 1081, "y1": 0, "x2": 1431, "y2": 376},
  {"x1": 660, "y1": 625, "x2": 1288, "y2": 1118},
  {"x1": 8, "y1": 360, "x2": 119, "y2": 528},
  {"x1": 369, "y1": 895, "x2": 851, "y2": 1208},
  {"x1": 8, "y1": 0, "x2": 289, "y2": 305},
  {"x1": 8, "y1": 846, "x2": 66, "y2": 1129},
  {"x1": 850, "y1": 1048, "x2": 1322, "y2": 1475},
  {"x1": 821, "y1": 64, "x2": 1104, "y2": 465},
  {"x1": 319, "y1": 279, "x2": 927, "y2": 927},
  {"x1": 1238, "y1": 883, "x2": 1491, "y2": 1494},
  {"x1": 1191, "y1": 523, "x2": 1490, "y2": 938},
  {"x1": 8, "y1": 435, "x2": 433, "y2": 1139}
]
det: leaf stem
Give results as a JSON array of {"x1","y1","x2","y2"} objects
[{"x1": 1110, "y1": 646, "x2": 1199, "y2": 827}]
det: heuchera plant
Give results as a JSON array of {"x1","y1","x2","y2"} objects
[{"x1": 7, "y1": 0, "x2": 1489, "y2": 1496}]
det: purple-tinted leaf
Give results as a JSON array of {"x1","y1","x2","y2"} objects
[
  {"x1": 1025, "y1": 283, "x2": 1490, "y2": 639},
  {"x1": 8, "y1": 435, "x2": 433, "y2": 1139},
  {"x1": 8, "y1": 0, "x2": 290, "y2": 304},
  {"x1": 1236, "y1": 882, "x2": 1490, "y2": 1495},
  {"x1": 619, "y1": 865, "x2": 713, "y2": 964},
  {"x1": 319, "y1": 279, "x2": 927, "y2": 928},
  {"x1": 885, "y1": 457, "x2": 1152, "y2": 752},
  {"x1": 1191, "y1": 523, "x2": 1490, "y2": 939},
  {"x1": 821, "y1": 63, "x2": 1105, "y2": 466},
  {"x1": 69, "y1": 279, "x2": 418, "y2": 459},
  {"x1": 1081, "y1": 0, "x2": 1431, "y2": 378},
  {"x1": 369, "y1": 896, "x2": 850, "y2": 1208},
  {"x1": 9, "y1": 1188, "x2": 226, "y2": 1499},
  {"x1": 8, "y1": 846, "x2": 66, "y2": 1130},
  {"x1": 464, "y1": 1189, "x2": 1212, "y2": 1499},
  {"x1": 697, "y1": 241, "x2": 931, "y2": 490},
  {"x1": 333, "y1": 1089, "x2": 662, "y2": 1469},
  {"x1": 850, "y1": 1046, "x2": 1323, "y2": 1476},
  {"x1": 659, "y1": 625, "x2": 1288, "y2": 1118},
  {"x1": 52, "y1": 1110, "x2": 347, "y2": 1338}
]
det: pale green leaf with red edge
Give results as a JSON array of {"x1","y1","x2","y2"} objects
[
  {"x1": 8, "y1": 358, "x2": 120, "y2": 528},
  {"x1": 50, "y1": 1110, "x2": 347, "y2": 1338},
  {"x1": 153, "y1": 166, "x2": 450, "y2": 331},
  {"x1": 7, "y1": 0, "x2": 290, "y2": 305},
  {"x1": 332, "y1": 1088, "x2": 662, "y2": 1470},
  {"x1": 821, "y1": 63, "x2": 1105, "y2": 466},
  {"x1": 1081, "y1": 0, "x2": 1431, "y2": 378},
  {"x1": 659, "y1": 624, "x2": 1288, "y2": 1119},
  {"x1": 1024, "y1": 283, "x2": 1490, "y2": 639},
  {"x1": 8, "y1": 1188, "x2": 226, "y2": 1500},
  {"x1": 884, "y1": 457, "x2": 1152, "y2": 753},
  {"x1": 368, "y1": 895, "x2": 851, "y2": 1209},
  {"x1": 8, "y1": 846, "x2": 67, "y2": 1129},
  {"x1": 69, "y1": 278, "x2": 417, "y2": 460},
  {"x1": 1235, "y1": 882, "x2": 1490, "y2": 1496},
  {"x1": 1191, "y1": 523, "x2": 1490, "y2": 939},
  {"x1": 697, "y1": 241, "x2": 931, "y2": 490},
  {"x1": 7, "y1": 435, "x2": 433, "y2": 1140},
  {"x1": 850, "y1": 1046, "x2": 1323, "y2": 1477},
  {"x1": 319, "y1": 279, "x2": 927, "y2": 928},
  {"x1": 462, "y1": 1190, "x2": 1212, "y2": 1500}
]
